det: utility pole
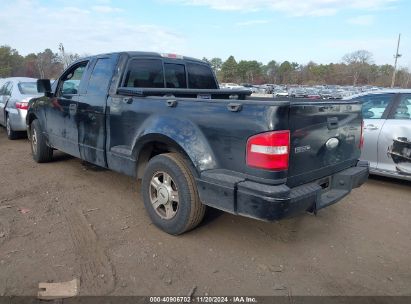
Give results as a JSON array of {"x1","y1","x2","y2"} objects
[
  {"x1": 391, "y1": 34, "x2": 402, "y2": 88},
  {"x1": 58, "y1": 43, "x2": 67, "y2": 69}
]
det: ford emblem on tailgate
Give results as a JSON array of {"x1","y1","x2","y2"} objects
[{"x1": 326, "y1": 138, "x2": 339, "y2": 150}]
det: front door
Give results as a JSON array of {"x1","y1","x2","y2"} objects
[
  {"x1": 359, "y1": 93, "x2": 395, "y2": 169},
  {"x1": 47, "y1": 62, "x2": 89, "y2": 157}
]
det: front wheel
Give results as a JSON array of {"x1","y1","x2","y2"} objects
[
  {"x1": 142, "y1": 153, "x2": 206, "y2": 235},
  {"x1": 30, "y1": 119, "x2": 53, "y2": 163}
]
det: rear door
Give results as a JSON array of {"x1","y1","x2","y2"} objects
[
  {"x1": 77, "y1": 55, "x2": 117, "y2": 166},
  {"x1": 377, "y1": 93, "x2": 411, "y2": 175},
  {"x1": 0, "y1": 82, "x2": 12, "y2": 125},
  {"x1": 359, "y1": 93, "x2": 396, "y2": 169},
  {"x1": 287, "y1": 101, "x2": 363, "y2": 187}
]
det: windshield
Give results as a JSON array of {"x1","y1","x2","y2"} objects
[{"x1": 18, "y1": 82, "x2": 40, "y2": 95}]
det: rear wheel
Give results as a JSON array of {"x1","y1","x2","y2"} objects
[
  {"x1": 30, "y1": 119, "x2": 53, "y2": 163},
  {"x1": 142, "y1": 153, "x2": 206, "y2": 235},
  {"x1": 6, "y1": 115, "x2": 19, "y2": 140}
]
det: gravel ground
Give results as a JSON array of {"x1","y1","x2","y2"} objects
[{"x1": 0, "y1": 127, "x2": 410, "y2": 297}]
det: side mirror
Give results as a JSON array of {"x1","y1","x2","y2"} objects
[{"x1": 37, "y1": 79, "x2": 52, "y2": 95}]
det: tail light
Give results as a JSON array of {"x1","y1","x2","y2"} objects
[
  {"x1": 16, "y1": 102, "x2": 29, "y2": 110},
  {"x1": 359, "y1": 120, "x2": 364, "y2": 149},
  {"x1": 246, "y1": 130, "x2": 290, "y2": 171}
]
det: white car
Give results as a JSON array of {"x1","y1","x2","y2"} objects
[
  {"x1": 273, "y1": 89, "x2": 289, "y2": 97},
  {"x1": 220, "y1": 83, "x2": 245, "y2": 90},
  {"x1": 345, "y1": 90, "x2": 411, "y2": 180},
  {"x1": 0, "y1": 77, "x2": 42, "y2": 139}
]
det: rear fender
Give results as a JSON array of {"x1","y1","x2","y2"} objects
[{"x1": 132, "y1": 115, "x2": 217, "y2": 173}]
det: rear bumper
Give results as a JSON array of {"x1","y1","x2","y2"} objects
[
  {"x1": 197, "y1": 161, "x2": 369, "y2": 221},
  {"x1": 7, "y1": 109, "x2": 27, "y2": 131}
]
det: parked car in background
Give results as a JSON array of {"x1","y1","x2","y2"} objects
[
  {"x1": 305, "y1": 89, "x2": 321, "y2": 99},
  {"x1": 320, "y1": 89, "x2": 334, "y2": 99},
  {"x1": 258, "y1": 84, "x2": 273, "y2": 94},
  {"x1": 220, "y1": 83, "x2": 244, "y2": 90},
  {"x1": 345, "y1": 90, "x2": 411, "y2": 181},
  {"x1": 290, "y1": 88, "x2": 306, "y2": 98},
  {"x1": 273, "y1": 89, "x2": 289, "y2": 98},
  {"x1": 0, "y1": 77, "x2": 41, "y2": 139},
  {"x1": 240, "y1": 83, "x2": 258, "y2": 93}
]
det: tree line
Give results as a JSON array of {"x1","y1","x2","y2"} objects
[
  {"x1": 0, "y1": 45, "x2": 81, "y2": 80},
  {"x1": 203, "y1": 50, "x2": 410, "y2": 88},
  {"x1": 1, "y1": 45, "x2": 410, "y2": 88}
]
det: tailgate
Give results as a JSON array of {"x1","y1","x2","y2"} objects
[{"x1": 287, "y1": 101, "x2": 362, "y2": 187}]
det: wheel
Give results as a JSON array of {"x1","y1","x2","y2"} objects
[
  {"x1": 6, "y1": 115, "x2": 19, "y2": 140},
  {"x1": 30, "y1": 119, "x2": 53, "y2": 163},
  {"x1": 142, "y1": 153, "x2": 206, "y2": 235}
]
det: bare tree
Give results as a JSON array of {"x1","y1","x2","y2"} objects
[{"x1": 342, "y1": 50, "x2": 373, "y2": 86}]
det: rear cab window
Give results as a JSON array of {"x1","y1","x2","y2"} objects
[
  {"x1": 165, "y1": 63, "x2": 186, "y2": 88},
  {"x1": 187, "y1": 63, "x2": 218, "y2": 89},
  {"x1": 122, "y1": 57, "x2": 216, "y2": 90}
]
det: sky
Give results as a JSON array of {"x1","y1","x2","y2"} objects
[{"x1": 0, "y1": 0, "x2": 410, "y2": 67}]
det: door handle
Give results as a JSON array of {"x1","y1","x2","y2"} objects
[
  {"x1": 166, "y1": 100, "x2": 177, "y2": 107},
  {"x1": 123, "y1": 97, "x2": 133, "y2": 104},
  {"x1": 227, "y1": 103, "x2": 242, "y2": 112},
  {"x1": 365, "y1": 124, "x2": 379, "y2": 130}
]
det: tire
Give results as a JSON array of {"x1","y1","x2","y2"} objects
[
  {"x1": 6, "y1": 115, "x2": 19, "y2": 140},
  {"x1": 142, "y1": 153, "x2": 206, "y2": 235},
  {"x1": 30, "y1": 119, "x2": 53, "y2": 163}
]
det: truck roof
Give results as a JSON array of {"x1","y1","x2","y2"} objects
[{"x1": 76, "y1": 51, "x2": 207, "y2": 65}]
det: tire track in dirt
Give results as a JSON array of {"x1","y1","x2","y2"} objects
[{"x1": 62, "y1": 204, "x2": 116, "y2": 295}]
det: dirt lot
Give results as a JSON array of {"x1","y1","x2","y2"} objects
[{"x1": 0, "y1": 127, "x2": 410, "y2": 297}]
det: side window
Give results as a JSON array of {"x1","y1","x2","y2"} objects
[
  {"x1": 59, "y1": 63, "x2": 87, "y2": 96},
  {"x1": 124, "y1": 59, "x2": 164, "y2": 88},
  {"x1": 87, "y1": 58, "x2": 113, "y2": 95},
  {"x1": 165, "y1": 63, "x2": 186, "y2": 88},
  {"x1": 187, "y1": 63, "x2": 217, "y2": 89},
  {"x1": 0, "y1": 82, "x2": 9, "y2": 95},
  {"x1": 392, "y1": 94, "x2": 411, "y2": 120},
  {"x1": 7, "y1": 82, "x2": 13, "y2": 96},
  {"x1": 359, "y1": 94, "x2": 394, "y2": 119}
]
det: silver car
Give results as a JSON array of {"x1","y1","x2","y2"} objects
[
  {"x1": 345, "y1": 90, "x2": 411, "y2": 181},
  {"x1": 0, "y1": 77, "x2": 42, "y2": 139}
]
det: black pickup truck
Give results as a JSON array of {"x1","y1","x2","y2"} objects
[{"x1": 27, "y1": 51, "x2": 369, "y2": 235}]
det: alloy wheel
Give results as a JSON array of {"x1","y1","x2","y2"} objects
[{"x1": 149, "y1": 171, "x2": 179, "y2": 220}]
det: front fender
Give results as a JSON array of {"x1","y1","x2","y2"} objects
[
  {"x1": 27, "y1": 96, "x2": 48, "y2": 133},
  {"x1": 132, "y1": 115, "x2": 217, "y2": 172}
]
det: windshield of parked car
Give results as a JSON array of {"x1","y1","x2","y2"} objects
[{"x1": 18, "y1": 82, "x2": 39, "y2": 95}]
